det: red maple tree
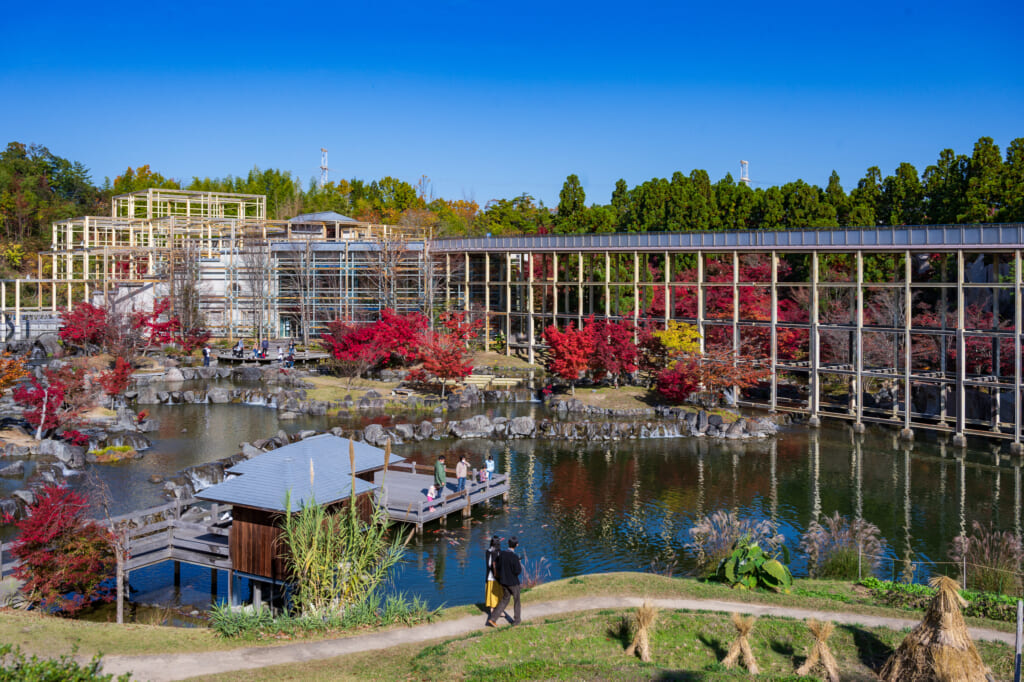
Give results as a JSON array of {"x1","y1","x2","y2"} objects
[
  {"x1": 543, "y1": 323, "x2": 591, "y2": 395},
  {"x1": 374, "y1": 309, "x2": 429, "y2": 366},
  {"x1": 10, "y1": 484, "x2": 115, "y2": 615},
  {"x1": 97, "y1": 357, "x2": 134, "y2": 403},
  {"x1": 418, "y1": 330, "x2": 474, "y2": 398},
  {"x1": 58, "y1": 303, "x2": 109, "y2": 352},
  {"x1": 584, "y1": 316, "x2": 637, "y2": 386},
  {"x1": 13, "y1": 364, "x2": 92, "y2": 440},
  {"x1": 439, "y1": 310, "x2": 483, "y2": 342},
  {"x1": 320, "y1": 320, "x2": 388, "y2": 387}
]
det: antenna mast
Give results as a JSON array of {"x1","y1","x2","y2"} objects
[
  {"x1": 319, "y1": 148, "x2": 329, "y2": 188},
  {"x1": 740, "y1": 160, "x2": 750, "y2": 187}
]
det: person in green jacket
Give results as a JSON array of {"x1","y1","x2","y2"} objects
[{"x1": 434, "y1": 455, "x2": 447, "y2": 494}]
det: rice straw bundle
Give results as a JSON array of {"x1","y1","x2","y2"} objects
[
  {"x1": 624, "y1": 601, "x2": 659, "y2": 662},
  {"x1": 795, "y1": 619, "x2": 839, "y2": 681},
  {"x1": 879, "y1": 575, "x2": 990, "y2": 681},
  {"x1": 722, "y1": 613, "x2": 759, "y2": 674}
]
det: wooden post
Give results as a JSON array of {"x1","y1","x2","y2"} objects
[
  {"x1": 528, "y1": 253, "x2": 536, "y2": 365},
  {"x1": 770, "y1": 251, "x2": 778, "y2": 412},
  {"x1": 211, "y1": 568, "x2": 218, "y2": 602},
  {"x1": 854, "y1": 251, "x2": 865, "y2": 433},
  {"x1": 808, "y1": 251, "x2": 820, "y2": 427},
  {"x1": 696, "y1": 254, "x2": 705, "y2": 353},
  {"x1": 227, "y1": 569, "x2": 234, "y2": 606},
  {"x1": 506, "y1": 252, "x2": 512, "y2": 356},
  {"x1": 552, "y1": 252, "x2": 558, "y2": 327},
  {"x1": 1014, "y1": 250, "x2": 1022, "y2": 453},
  {"x1": 578, "y1": 251, "x2": 584, "y2": 328},
  {"x1": 116, "y1": 545, "x2": 125, "y2": 624},
  {"x1": 484, "y1": 252, "x2": 491, "y2": 346},
  {"x1": 954, "y1": 250, "x2": 967, "y2": 447},
  {"x1": 900, "y1": 251, "x2": 914, "y2": 440}
]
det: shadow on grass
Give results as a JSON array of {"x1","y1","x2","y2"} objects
[
  {"x1": 696, "y1": 633, "x2": 727, "y2": 660},
  {"x1": 606, "y1": 615, "x2": 632, "y2": 650},
  {"x1": 844, "y1": 624, "x2": 893, "y2": 672}
]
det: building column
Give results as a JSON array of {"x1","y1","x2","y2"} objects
[
  {"x1": 505, "y1": 252, "x2": 512, "y2": 356},
  {"x1": 604, "y1": 252, "x2": 611, "y2": 320},
  {"x1": 808, "y1": 251, "x2": 821, "y2": 427},
  {"x1": 854, "y1": 251, "x2": 865, "y2": 433},
  {"x1": 1013, "y1": 250, "x2": 1022, "y2": 453},
  {"x1": 552, "y1": 253, "x2": 559, "y2": 327},
  {"x1": 900, "y1": 251, "x2": 914, "y2": 440},
  {"x1": 528, "y1": 253, "x2": 536, "y2": 365},
  {"x1": 770, "y1": 251, "x2": 778, "y2": 412},
  {"x1": 663, "y1": 251, "x2": 670, "y2": 327},
  {"x1": 954, "y1": 250, "x2": 967, "y2": 447},
  {"x1": 696, "y1": 254, "x2": 705, "y2": 354},
  {"x1": 484, "y1": 252, "x2": 491, "y2": 346},
  {"x1": 577, "y1": 251, "x2": 584, "y2": 327}
]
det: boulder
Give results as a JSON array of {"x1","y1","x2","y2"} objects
[
  {"x1": 162, "y1": 367, "x2": 185, "y2": 383},
  {"x1": 394, "y1": 423, "x2": 416, "y2": 441},
  {"x1": 0, "y1": 461, "x2": 24, "y2": 478},
  {"x1": 297, "y1": 430, "x2": 317, "y2": 441},
  {"x1": 697, "y1": 411, "x2": 709, "y2": 434},
  {"x1": 707, "y1": 414, "x2": 724, "y2": 427},
  {"x1": 34, "y1": 333, "x2": 63, "y2": 359},
  {"x1": 233, "y1": 366, "x2": 263, "y2": 382},
  {"x1": 416, "y1": 421, "x2": 435, "y2": 440},
  {"x1": 207, "y1": 387, "x2": 231, "y2": 404},
  {"x1": 180, "y1": 368, "x2": 195, "y2": 381},
  {"x1": 278, "y1": 411, "x2": 299, "y2": 420},
  {"x1": 197, "y1": 366, "x2": 218, "y2": 380},
  {"x1": 451, "y1": 415, "x2": 493, "y2": 439},
  {"x1": 135, "y1": 386, "x2": 160, "y2": 405},
  {"x1": 11, "y1": 489, "x2": 35, "y2": 507},
  {"x1": 724, "y1": 419, "x2": 746, "y2": 438},
  {"x1": 39, "y1": 439, "x2": 86, "y2": 469},
  {"x1": 241, "y1": 442, "x2": 263, "y2": 459},
  {"x1": 363, "y1": 424, "x2": 389, "y2": 447},
  {"x1": 508, "y1": 416, "x2": 535, "y2": 438}
]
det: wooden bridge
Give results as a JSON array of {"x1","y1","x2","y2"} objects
[{"x1": 374, "y1": 463, "x2": 510, "y2": 531}]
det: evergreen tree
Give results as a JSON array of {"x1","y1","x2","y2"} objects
[
  {"x1": 959, "y1": 136, "x2": 1004, "y2": 222},
  {"x1": 923, "y1": 149, "x2": 968, "y2": 224}
]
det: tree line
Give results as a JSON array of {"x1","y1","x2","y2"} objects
[{"x1": 2, "y1": 136, "x2": 1022, "y2": 262}]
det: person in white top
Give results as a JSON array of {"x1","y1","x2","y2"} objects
[{"x1": 456, "y1": 456, "x2": 468, "y2": 492}]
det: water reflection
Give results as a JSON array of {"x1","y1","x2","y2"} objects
[{"x1": 5, "y1": 398, "x2": 1022, "y2": 611}]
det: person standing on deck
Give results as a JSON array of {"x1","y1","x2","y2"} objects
[
  {"x1": 261, "y1": 338, "x2": 269, "y2": 358},
  {"x1": 456, "y1": 456, "x2": 468, "y2": 492},
  {"x1": 434, "y1": 455, "x2": 447, "y2": 494},
  {"x1": 487, "y1": 536, "x2": 522, "y2": 627},
  {"x1": 485, "y1": 453, "x2": 496, "y2": 481}
]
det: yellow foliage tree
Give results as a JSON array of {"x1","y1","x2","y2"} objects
[
  {"x1": 0, "y1": 352, "x2": 27, "y2": 393},
  {"x1": 653, "y1": 321, "x2": 701, "y2": 365}
]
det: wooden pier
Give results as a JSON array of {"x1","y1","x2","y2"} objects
[{"x1": 375, "y1": 463, "x2": 510, "y2": 531}]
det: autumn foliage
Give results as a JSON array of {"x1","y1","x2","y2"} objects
[
  {"x1": 10, "y1": 484, "x2": 115, "y2": 615},
  {"x1": 13, "y1": 364, "x2": 92, "y2": 439}
]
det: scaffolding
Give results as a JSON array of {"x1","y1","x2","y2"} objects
[{"x1": 1, "y1": 190, "x2": 430, "y2": 342}]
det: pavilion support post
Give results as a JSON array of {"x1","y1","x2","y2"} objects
[
  {"x1": 604, "y1": 252, "x2": 611, "y2": 320},
  {"x1": 577, "y1": 251, "x2": 584, "y2": 327},
  {"x1": 14, "y1": 281, "x2": 20, "y2": 340},
  {"x1": 116, "y1": 545, "x2": 125, "y2": 625},
  {"x1": 696, "y1": 255, "x2": 705, "y2": 354},
  {"x1": 633, "y1": 251, "x2": 640, "y2": 340},
  {"x1": 552, "y1": 253, "x2": 559, "y2": 327},
  {"x1": 1013, "y1": 250, "x2": 1023, "y2": 454},
  {"x1": 528, "y1": 253, "x2": 536, "y2": 365},
  {"x1": 252, "y1": 580, "x2": 262, "y2": 608},
  {"x1": 770, "y1": 251, "x2": 778, "y2": 412},
  {"x1": 445, "y1": 253, "x2": 451, "y2": 312},
  {"x1": 940, "y1": 257, "x2": 949, "y2": 424},
  {"x1": 854, "y1": 251, "x2": 865, "y2": 433},
  {"x1": 484, "y1": 253, "x2": 491, "y2": 346},
  {"x1": 954, "y1": 250, "x2": 967, "y2": 447},
  {"x1": 732, "y1": 251, "x2": 740, "y2": 358},
  {"x1": 900, "y1": 251, "x2": 914, "y2": 441},
  {"x1": 227, "y1": 569, "x2": 234, "y2": 606},
  {"x1": 173, "y1": 561, "x2": 181, "y2": 588},
  {"x1": 992, "y1": 254, "x2": 1002, "y2": 433},
  {"x1": 664, "y1": 251, "x2": 671, "y2": 328},
  {"x1": 463, "y1": 253, "x2": 470, "y2": 315},
  {"x1": 808, "y1": 252, "x2": 821, "y2": 427},
  {"x1": 505, "y1": 252, "x2": 512, "y2": 356},
  {"x1": 211, "y1": 568, "x2": 218, "y2": 602}
]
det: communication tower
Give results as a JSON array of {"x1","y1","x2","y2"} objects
[
  {"x1": 320, "y1": 148, "x2": 329, "y2": 188},
  {"x1": 740, "y1": 160, "x2": 750, "y2": 187}
]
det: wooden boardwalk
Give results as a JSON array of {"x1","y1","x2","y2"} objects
[
  {"x1": 374, "y1": 464, "x2": 509, "y2": 531},
  {"x1": 214, "y1": 350, "x2": 329, "y2": 365}
]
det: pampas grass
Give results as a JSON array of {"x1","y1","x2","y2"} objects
[
  {"x1": 625, "y1": 601, "x2": 658, "y2": 663},
  {"x1": 795, "y1": 619, "x2": 839, "y2": 681},
  {"x1": 721, "y1": 613, "x2": 759, "y2": 674}
]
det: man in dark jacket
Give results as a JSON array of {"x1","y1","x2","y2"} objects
[{"x1": 487, "y1": 536, "x2": 522, "y2": 626}]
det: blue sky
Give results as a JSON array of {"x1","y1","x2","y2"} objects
[{"x1": 1, "y1": 0, "x2": 1021, "y2": 207}]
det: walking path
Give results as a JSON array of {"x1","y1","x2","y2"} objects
[{"x1": 100, "y1": 596, "x2": 1017, "y2": 681}]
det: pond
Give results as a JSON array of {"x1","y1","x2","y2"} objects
[{"x1": 12, "y1": 397, "x2": 1021, "y2": 616}]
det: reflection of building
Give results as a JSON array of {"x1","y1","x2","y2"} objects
[{"x1": 33, "y1": 189, "x2": 429, "y2": 340}]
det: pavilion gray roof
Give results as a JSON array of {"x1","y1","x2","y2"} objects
[
  {"x1": 196, "y1": 434, "x2": 404, "y2": 512},
  {"x1": 287, "y1": 210, "x2": 359, "y2": 224}
]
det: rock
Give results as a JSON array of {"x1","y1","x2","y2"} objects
[
  {"x1": 197, "y1": 367, "x2": 217, "y2": 380},
  {"x1": 363, "y1": 424, "x2": 389, "y2": 447},
  {"x1": 0, "y1": 461, "x2": 24, "y2": 478},
  {"x1": 508, "y1": 416, "x2": 535, "y2": 438},
  {"x1": 233, "y1": 366, "x2": 263, "y2": 382},
  {"x1": 148, "y1": 474, "x2": 163, "y2": 484},
  {"x1": 697, "y1": 411, "x2": 709, "y2": 434},
  {"x1": 707, "y1": 414, "x2": 724, "y2": 427},
  {"x1": 329, "y1": 427, "x2": 345, "y2": 437},
  {"x1": 34, "y1": 333, "x2": 62, "y2": 359},
  {"x1": 725, "y1": 419, "x2": 746, "y2": 438},
  {"x1": 216, "y1": 368, "x2": 231, "y2": 379},
  {"x1": 11, "y1": 489, "x2": 34, "y2": 507},
  {"x1": 163, "y1": 368, "x2": 185, "y2": 383},
  {"x1": 279, "y1": 411, "x2": 299, "y2": 420},
  {"x1": 241, "y1": 442, "x2": 263, "y2": 458},
  {"x1": 182, "y1": 391, "x2": 196, "y2": 403},
  {"x1": 207, "y1": 387, "x2": 231, "y2": 404},
  {"x1": 297, "y1": 430, "x2": 317, "y2": 441},
  {"x1": 180, "y1": 368, "x2": 195, "y2": 381},
  {"x1": 39, "y1": 439, "x2": 87, "y2": 469},
  {"x1": 136, "y1": 386, "x2": 160, "y2": 405},
  {"x1": 416, "y1": 421, "x2": 434, "y2": 440},
  {"x1": 451, "y1": 415, "x2": 493, "y2": 439},
  {"x1": 394, "y1": 423, "x2": 416, "y2": 441},
  {"x1": 364, "y1": 389, "x2": 381, "y2": 399}
]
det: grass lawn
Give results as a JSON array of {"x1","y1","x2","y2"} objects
[
  {"x1": 302, "y1": 376, "x2": 401, "y2": 403},
  {"x1": 0, "y1": 572, "x2": 1012, "y2": 663},
  {"x1": 550, "y1": 387, "x2": 738, "y2": 421},
  {"x1": 191, "y1": 607, "x2": 1014, "y2": 681}
]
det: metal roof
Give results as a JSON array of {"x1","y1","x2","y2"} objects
[
  {"x1": 196, "y1": 434, "x2": 404, "y2": 512},
  {"x1": 287, "y1": 210, "x2": 359, "y2": 224}
]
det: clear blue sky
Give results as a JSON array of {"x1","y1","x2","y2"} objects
[{"x1": 2, "y1": 0, "x2": 1021, "y2": 207}]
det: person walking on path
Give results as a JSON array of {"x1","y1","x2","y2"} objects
[
  {"x1": 487, "y1": 536, "x2": 522, "y2": 627},
  {"x1": 434, "y1": 455, "x2": 447, "y2": 494},
  {"x1": 484, "y1": 536, "x2": 502, "y2": 617},
  {"x1": 456, "y1": 456, "x2": 468, "y2": 492}
]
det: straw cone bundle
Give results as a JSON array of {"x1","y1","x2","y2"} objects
[
  {"x1": 625, "y1": 601, "x2": 659, "y2": 662},
  {"x1": 879, "y1": 575, "x2": 991, "y2": 682},
  {"x1": 795, "y1": 619, "x2": 839, "y2": 681},
  {"x1": 722, "y1": 613, "x2": 760, "y2": 674}
]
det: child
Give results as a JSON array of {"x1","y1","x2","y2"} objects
[
  {"x1": 485, "y1": 453, "x2": 496, "y2": 481},
  {"x1": 426, "y1": 484, "x2": 437, "y2": 512}
]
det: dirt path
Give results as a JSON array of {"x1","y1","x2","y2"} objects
[{"x1": 100, "y1": 596, "x2": 1016, "y2": 681}]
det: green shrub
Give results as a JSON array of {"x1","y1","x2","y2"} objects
[
  {"x1": 0, "y1": 643, "x2": 130, "y2": 681},
  {"x1": 858, "y1": 576, "x2": 1020, "y2": 623},
  {"x1": 712, "y1": 535, "x2": 793, "y2": 593},
  {"x1": 686, "y1": 510, "x2": 785, "y2": 576}
]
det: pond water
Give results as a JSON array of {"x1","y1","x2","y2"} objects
[{"x1": 9, "y1": 395, "x2": 1022, "y2": 616}]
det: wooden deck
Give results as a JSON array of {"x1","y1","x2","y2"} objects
[
  {"x1": 375, "y1": 464, "x2": 509, "y2": 530},
  {"x1": 214, "y1": 350, "x2": 329, "y2": 364}
]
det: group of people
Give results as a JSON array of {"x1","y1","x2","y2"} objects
[
  {"x1": 431, "y1": 453, "x2": 497, "y2": 500},
  {"x1": 485, "y1": 535, "x2": 522, "y2": 626},
  {"x1": 229, "y1": 339, "x2": 296, "y2": 367}
]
